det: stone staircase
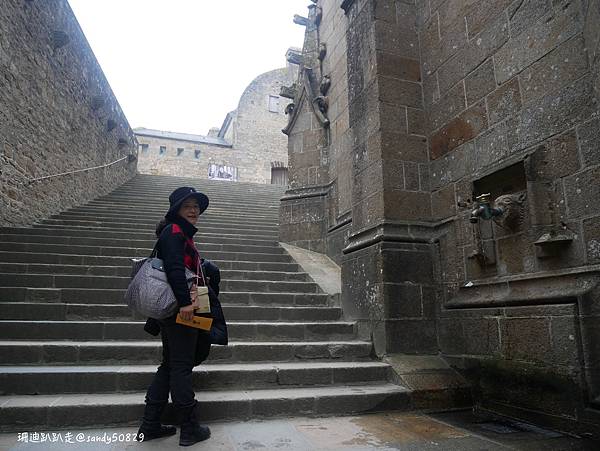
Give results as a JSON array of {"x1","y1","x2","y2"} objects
[{"x1": 0, "y1": 174, "x2": 409, "y2": 431}]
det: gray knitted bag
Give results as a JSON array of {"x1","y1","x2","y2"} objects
[{"x1": 124, "y1": 244, "x2": 195, "y2": 319}]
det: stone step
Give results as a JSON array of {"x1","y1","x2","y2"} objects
[
  {"x1": 30, "y1": 223, "x2": 280, "y2": 239},
  {"x1": 0, "y1": 244, "x2": 291, "y2": 262},
  {"x1": 0, "y1": 253, "x2": 300, "y2": 272},
  {"x1": 0, "y1": 263, "x2": 309, "y2": 281},
  {"x1": 39, "y1": 218, "x2": 280, "y2": 232},
  {"x1": 0, "y1": 262, "x2": 301, "y2": 276},
  {"x1": 0, "y1": 287, "x2": 331, "y2": 305},
  {"x1": 0, "y1": 302, "x2": 343, "y2": 321},
  {"x1": 0, "y1": 384, "x2": 408, "y2": 431},
  {"x1": 0, "y1": 340, "x2": 373, "y2": 365},
  {"x1": 0, "y1": 320, "x2": 356, "y2": 341},
  {"x1": 1, "y1": 273, "x2": 320, "y2": 294},
  {"x1": 0, "y1": 235, "x2": 286, "y2": 254},
  {"x1": 0, "y1": 234, "x2": 284, "y2": 254},
  {"x1": 0, "y1": 361, "x2": 390, "y2": 395},
  {"x1": 1, "y1": 226, "x2": 279, "y2": 241},
  {"x1": 56, "y1": 210, "x2": 279, "y2": 223}
]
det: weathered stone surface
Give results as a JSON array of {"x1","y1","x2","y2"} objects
[
  {"x1": 500, "y1": 317, "x2": 553, "y2": 364},
  {"x1": 378, "y1": 76, "x2": 424, "y2": 109},
  {"x1": 527, "y1": 130, "x2": 581, "y2": 180},
  {"x1": 384, "y1": 283, "x2": 423, "y2": 318},
  {"x1": 430, "y1": 100, "x2": 488, "y2": 159},
  {"x1": 430, "y1": 141, "x2": 474, "y2": 190},
  {"x1": 583, "y1": 216, "x2": 600, "y2": 264},
  {"x1": 403, "y1": 161, "x2": 421, "y2": 191},
  {"x1": 564, "y1": 166, "x2": 600, "y2": 219},
  {"x1": 519, "y1": 36, "x2": 589, "y2": 104},
  {"x1": 374, "y1": 20, "x2": 420, "y2": 60},
  {"x1": 508, "y1": 0, "x2": 553, "y2": 38},
  {"x1": 517, "y1": 74, "x2": 597, "y2": 150},
  {"x1": 577, "y1": 117, "x2": 600, "y2": 168},
  {"x1": 387, "y1": 319, "x2": 438, "y2": 353},
  {"x1": 465, "y1": 0, "x2": 513, "y2": 38},
  {"x1": 464, "y1": 58, "x2": 496, "y2": 106},
  {"x1": 376, "y1": 52, "x2": 421, "y2": 82},
  {"x1": 494, "y1": 1, "x2": 584, "y2": 83},
  {"x1": 384, "y1": 190, "x2": 432, "y2": 221},
  {"x1": 378, "y1": 131, "x2": 429, "y2": 162},
  {"x1": 407, "y1": 107, "x2": 427, "y2": 136},
  {"x1": 486, "y1": 78, "x2": 522, "y2": 125},
  {"x1": 437, "y1": 14, "x2": 509, "y2": 93},
  {"x1": 429, "y1": 82, "x2": 468, "y2": 132},
  {"x1": 432, "y1": 184, "x2": 457, "y2": 220},
  {"x1": 0, "y1": 0, "x2": 136, "y2": 227}
]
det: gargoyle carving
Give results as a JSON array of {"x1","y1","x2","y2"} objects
[
  {"x1": 318, "y1": 43, "x2": 327, "y2": 61},
  {"x1": 280, "y1": 84, "x2": 298, "y2": 99},
  {"x1": 293, "y1": 15, "x2": 310, "y2": 27},
  {"x1": 312, "y1": 96, "x2": 329, "y2": 127},
  {"x1": 494, "y1": 193, "x2": 527, "y2": 230},
  {"x1": 320, "y1": 75, "x2": 331, "y2": 96}
]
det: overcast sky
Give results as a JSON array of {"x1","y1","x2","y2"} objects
[{"x1": 67, "y1": 0, "x2": 308, "y2": 136}]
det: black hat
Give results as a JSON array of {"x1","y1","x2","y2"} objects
[{"x1": 166, "y1": 186, "x2": 209, "y2": 219}]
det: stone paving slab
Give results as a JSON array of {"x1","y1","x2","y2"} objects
[{"x1": 0, "y1": 411, "x2": 597, "y2": 450}]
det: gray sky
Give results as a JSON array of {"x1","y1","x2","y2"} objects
[{"x1": 67, "y1": 0, "x2": 309, "y2": 136}]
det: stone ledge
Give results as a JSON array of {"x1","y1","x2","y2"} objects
[{"x1": 446, "y1": 265, "x2": 600, "y2": 309}]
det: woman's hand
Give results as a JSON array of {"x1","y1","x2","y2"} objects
[
  {"x1": 179, "y1": 304, "x2": 195, "y2": 321},
  {"x1": 179, "y1": 285, "x2": 199, "y2": 321}
]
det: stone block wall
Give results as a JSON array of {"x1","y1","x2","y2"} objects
[
  {"x1": 135, "y1": 135, "x2": 235, "y2": 179},
  {"x1": 0, "y1": 0, "x2": 137, "y2": 226},
  {"x1": 136, "y1": 67, "x2": 293, "y2": 185},
  {"x1": 420, "y1": 0, "x2": 600, "y2": 430},
  {"x1": 281, "y1": 0, "x2": 600, "y2": 435}
]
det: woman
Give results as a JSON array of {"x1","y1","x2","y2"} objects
[{"x1": 137, "y1": 186, "x2": 213, "y2": 447}]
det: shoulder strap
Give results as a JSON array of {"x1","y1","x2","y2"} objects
[{"x1": 149, "y1": 240, "x2": 159, "y2": 258}]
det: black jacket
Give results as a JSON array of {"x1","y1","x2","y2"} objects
[{"x1": 144, "y1": 216, "x2": 228, "y2": 346}]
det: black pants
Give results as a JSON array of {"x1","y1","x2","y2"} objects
[{"x1": 145, "y1": 319, "x2": 199, "y2": 409}]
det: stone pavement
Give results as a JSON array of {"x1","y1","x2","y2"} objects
[{"x1": 0, "y1": 411, "x2": 597, "y2": 451}]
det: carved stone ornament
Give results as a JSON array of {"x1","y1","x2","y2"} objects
[
  {"x1": 320, "y1": 75, "x2": 331, "y2": 96},
  {"x1": 293, "y1": 15, "x2": 310, "y2": 27},
  {"x1": 341, "y1": 0, "x2": 356, "y2": 14},
  {"x1": 280, "y1": 85, "x2": 298, "y2": 99},
  {"x1": 286, "y1": 50, "x2": 303, "y2": 66},
  {"x1": 318, "y1": 43, "x2": 327, "y2": 61},
  {"x1": 493, "y1": 193, "x2": 526, "y2": 230}
]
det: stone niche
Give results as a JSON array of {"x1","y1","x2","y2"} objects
[{"x1": 467, "y1": 162, "x2": 528, "y2": 278}]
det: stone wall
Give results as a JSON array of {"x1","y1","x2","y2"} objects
[
  {"x1": 280, "y1": 0, "x2": 600, "y2": 435},
  {"x1": 136, "y1": 67, "x2": 294, "y2": 185},
  {"x1": 135, "y1": 133, "x2": 234, "y2": 179},
  {"x1": 422, "y1": 0, "x2": 600, "y2": 433},
  {"x1": 0, "y1": 0, "x2": 137, "y2": 226}
]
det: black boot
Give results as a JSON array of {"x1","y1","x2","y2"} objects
[
  {"x1": 179, "y1": 402, "x2": 210, "y2": 447},
  {"x1": 136, "y1": 401, "x2": 176, "y2": 442}
]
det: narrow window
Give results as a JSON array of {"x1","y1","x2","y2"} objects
[
  {"x1": 177, "y1": 148, "x2": 184, "y2": 157},
  {"x1": 268, "y1": 95, "x2": 280, "y2": 113},
  {"x1": 139, "y1": 144, "x2": 149, "y2": 154},
  {"x1": 194, "y1": 149, "x2": 201, "y2": 159},
  {"x1": 159, "y1": 146, "x2": 166, "y2": 156}
]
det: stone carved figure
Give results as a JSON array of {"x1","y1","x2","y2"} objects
[
  {"x1": 493, "y1": 193, "x2": 527, "y2": 230},
  {"x1": 320, "y1": 75, "x2": 331, "y2": 96},
  {"x1": 318, "y1": 43, "x2": 327, "y2": 61}
]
